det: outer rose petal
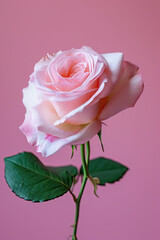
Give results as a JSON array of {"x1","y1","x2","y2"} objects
[
  {"x1": 34, "y1": 53, "x2": 56, "y2": 72},
  {"x1": 19, "y1": 111, "x2": 38, "y2": 146},
  {"x1": 102, "y1": 52, "x2": 124, "y2": 84},
  {"x1": 33, "y1": 101, "x2": 83, "y2": 138},
  {"x1": 37, "y1": 120, "x2": 101, "y2": 157},
  {"x1": 99, "y1": 62, "x2": 144, "y2": 120},
  {"x1": 22, "y1": 83, "x2": 39, "y2": 111},
  {"x1": 20, "y1": 83, "x2": 39, "y2": 145}
]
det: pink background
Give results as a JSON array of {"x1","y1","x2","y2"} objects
[{"x1": 1, "y1": 0, "x2": 160, "y2": 239}]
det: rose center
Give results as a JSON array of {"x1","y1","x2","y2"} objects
[{"x1": 58, "y1": 55, "x2": 89, "y2": 79}]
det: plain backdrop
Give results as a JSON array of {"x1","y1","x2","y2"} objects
[{"x1": 1, "y1": 0, "x2": 160, "y2": 239}]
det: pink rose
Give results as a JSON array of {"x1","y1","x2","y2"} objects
[{"x1": 20, "y1": 46, "x2": 143, "y2": 157}]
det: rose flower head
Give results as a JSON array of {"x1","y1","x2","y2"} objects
[{"x1": 20, "y1": 46, "x2": 143, "y2": 156}]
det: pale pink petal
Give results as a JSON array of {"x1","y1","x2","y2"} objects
[
  {"x1": 53, "y1": 73, "x2": 112, "y2": 125},
  {"x1": 20, "y1": 84, "x2": 40, "y2": 146},
  {"x1": 22, "y1": 83, "x2": 39, "y2": 111},
  {"x1": 82, "y1": 46, "x2": 108, "y2": 66},
  {"x1": 34, "y1": 53, "x2": 56, "y2": 72},
  {"x1": 19, "y1": 112, "x2": 38, "y2": 146},
  {"x1": 48, "y1": 48, "x2": 105, "y2": 92},
  {"x1": 44, "y1": 87, "x2": 97, "y2": 102},
  {"x1": 34, "y1": 69, "x2": 60, "y2": 92},
  {"x1": 59, "y1": 102, "x2": 100, "y2": 125},
  {"x1": 99, "y1": 65, "x2": 143, "y2": 121},
  {"x1": 33, "y1": 101, "x2": 59, "y2": 127},
  {"x1": 49, "y1": 70, "x2": 89, "y2": 92},
  {"x1": 66, "y1": 120, "x2": 101, "y2": 145},
  {"x1": 52, "y1": 88, "x2": 97, "y2": 118},
  {"x1": 101, "y1": 52, "x2": 124, "y2": 84},
  {"x1": 34, "y1": 69, "x2": 98, "y2": 102},
  {"x1": 33, "y1": 52, "x2": 62, "y2": 92},
  {"x1": 33, "y1": 101, "x2": 83, "y2": 138},
  {"x1": 37, "y1": 120, "x2": 101, "y2": 157}
]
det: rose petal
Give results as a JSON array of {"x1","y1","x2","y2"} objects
[
  {"x1": 53, "y1": 69, "x2": 114, "y2": 125},
  {"x1": 33, "y1": 101, "x2": 83, "y2": 138},
  {"x1": 37, "y1": 120, "x2": 101, "y2": 157},
  {"x1": 52, "y1": 88, "x2": 97, "y2": 118},
  {"x1": 19, "y1": 111, "x2": 38, "y2": 146},
  {"x1": 99, "y1": 62, "x2": 144, "y2": 120},
  {"x1": 22, "y1": 83, "x2": 39, "y2": 111},
  {"x1": 34, "y1": 53, "x2": 57, "y2": 72},
  {"x1": 47, "y1": 48, "x2": 105, "y2": 92},
  {"x1": 50, "y1": 52, "x2": 123, "y2": 124},
  {"x1": 102, "y1": 52, "x2": 124, "y2": 84}
]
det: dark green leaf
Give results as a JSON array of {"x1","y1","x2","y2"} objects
[
  {"x1": 4, "y1": 152, "x2": 77, "y2": 202},
  {"x1": 80, "y1": 157, "x2": 129, "y2": 185},
  {"x1": 47, "y1": 165, "x2": 78, "y2": 178}
]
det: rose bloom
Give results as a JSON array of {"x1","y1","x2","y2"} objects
[{"x1": 20, "y1": 46, "x2": 143, "y2": 157}]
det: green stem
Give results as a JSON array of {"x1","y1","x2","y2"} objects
[
  {"x1": 72, "y1": 143, "x2": 90, "y2": 240},
  {"x1": 86, "y1": 142, "x2": 90, "y2": 167}
]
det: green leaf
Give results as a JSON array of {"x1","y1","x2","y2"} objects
[
  {"x1": 47, "y1": 165, "x2": 78, "y2": 178},
  {"x1": 97, "y1": 130, "x2": 104, "y2": 152},
  {"x1": 80, "y1": 157, "x2": 129, "y2": 185},
  {"x1": 4, "y1": 152, "x2": 78, "y2": 202}
]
